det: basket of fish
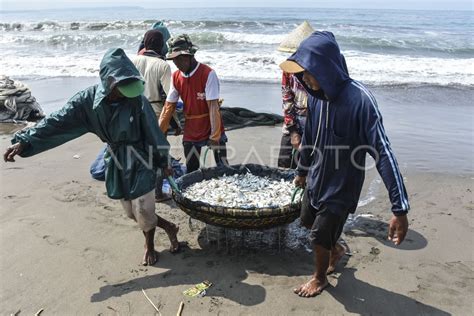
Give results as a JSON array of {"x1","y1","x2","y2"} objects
[{"x1": 171, "y1": 164, "x2": 302, "y2": 229}]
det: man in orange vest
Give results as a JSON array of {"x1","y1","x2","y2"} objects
[{"x1": 159, "y1": 34, "x2": 228, "y2": 173}]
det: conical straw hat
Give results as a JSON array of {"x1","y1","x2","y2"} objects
[{"x1": 278, "y1": 21, "x2": 315, "y2": 53}]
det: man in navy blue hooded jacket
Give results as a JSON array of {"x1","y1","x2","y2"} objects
[{"x1": 280, "y1": 31, "x2": 410, "y2": 298}]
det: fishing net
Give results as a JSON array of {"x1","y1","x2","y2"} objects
[
  {"x1": 0, "y1": 75, "x2": 45, "y2": 123},
  {"x1": 176, "y1": 107, "x2": 283, "y2": 131}
]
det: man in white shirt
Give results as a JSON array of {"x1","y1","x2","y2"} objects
[{"x1": 132, "y1": 29, "x2": 181, "y2": 202}]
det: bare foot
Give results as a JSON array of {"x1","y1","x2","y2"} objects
[
  {"x1": 143, "y1": 248, "x2": 159, "y2": 266},
  {"x1": 165, "y1": 223, "x2": 180, "y2": 253},
  {"x1": 293, "y1": 277, "x2": 329, "y2": 297},
  {"x1": 327, "y1": 242, "x2": 347, "y2": 275}
]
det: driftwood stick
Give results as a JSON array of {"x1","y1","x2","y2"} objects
[
  {"x1": 34, "y1": 308, "x2": 44, "y2": 316},
  {"x1": 177, "y1": 301, "x2": 184, "y2": 316},
  {"x1": 141, "y1": 289, "x2": 161, "y2": 315}
]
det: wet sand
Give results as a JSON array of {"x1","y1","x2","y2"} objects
[
  {"x1": 1, "y1": 124, "x2": 473, "y2": 314},
  {"x1": 15, "y1": 77, "x2": 474, "y2": 174},
  {"x1": 0, "y1": 77, "x2": 473, "y2": 314}
]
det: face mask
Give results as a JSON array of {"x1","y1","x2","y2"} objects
[{"x1": 295, "y1": 72, "x2": 328, "y2": 100}]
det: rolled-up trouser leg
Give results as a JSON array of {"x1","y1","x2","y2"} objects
[{"x1": 120, "y1": 190, "x2": 158, "y2": 232}]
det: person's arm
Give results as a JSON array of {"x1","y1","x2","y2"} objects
[
  {"x1": 360, "y1": 91, "x2": 409, "y2": 245},
  {"x1": 140, "y1": 97, "x2": 170, "y2": 168},
  {"x1": 360, "y1": 95, "x2": 409, "y2": 215},
  {"x1": 294, "y1": 102, "x2": 314, "y2": 187},
  {"x1": 282, "y1": 72, "x2": 298, "y2": 134},
  {"x1": 159, "y1": 75, "x2": 179, "y2": 133},
  {"x1": 159, "y1": 101, "x2": 177, "y2": 133},
  {"x1": 207, "y1": 99, "x2": 222, "y2": 143},
  {"x1": 205, "y1": 70, "x2": 222, "y2": 144},
  {"x1": 5, "y1": 90, "x2": 90, "y2": 160},
  {"x1": 159, "y1": 64, "x2": 181, "y2": 130}
]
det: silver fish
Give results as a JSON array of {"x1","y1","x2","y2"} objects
[{"x1": 182, "y1": 173, "x2": 294, "y2": 208}]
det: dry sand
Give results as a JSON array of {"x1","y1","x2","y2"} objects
[{"x1": 1, "y1": 126, "x2": 473, "y2": 315}]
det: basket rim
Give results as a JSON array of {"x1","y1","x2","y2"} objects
[
  {"x1": 173, "y1": 191, "x2": 301, "y2": 217},
  {"x1": 172, "y1": 164, "x2": 302, "y2": 217},
  {"x1": 176, "y1": 201, "x2": 300, "y2": 229}
]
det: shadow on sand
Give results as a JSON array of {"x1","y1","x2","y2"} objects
[
  {"x1": 327, "y1": 267, "x2": 449, "y2": 315},
  {"x1": 91, "y1": 217, "x2": 446, "y2": 314},
  {"x1": 90, "y1": 240, "x2": 313, "y2": 306},
  {"x1": 344, "y1": 216, "x2": 428, "y2": 251}
]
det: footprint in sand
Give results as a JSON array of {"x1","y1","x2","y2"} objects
[
  {"x1": 209, "y1": 297, "x2": 223, "y2": 313},
  {"x1": 409, "y1": 261, "x2": 473, "y2": 307},
  {"x1": 51, "y1": 181, "x2": 102, "y2": 206},
  {"x1": 82, "y1": 247, "x2": 109, "y2": 277},
  {"x1": 42, "y1": 234, "x2": 67, "y2": 246},
  {"x1": 4, "y1": 194, "x2": 31, "y2": 200},
  {"x1": 18, "y1": 217, "x2": 42, "y2": 227}
]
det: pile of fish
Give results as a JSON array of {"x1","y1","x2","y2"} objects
[{"x1": 182, "y1": 173, "x2": 294, "y2": 208}]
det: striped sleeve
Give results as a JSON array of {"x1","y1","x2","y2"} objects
[
  {"x1": 354, "y1": 82, "x2": 410, "y2": 214},
  {"x1": 282, "y1": 72, "x2": 297, "y2": 131}
]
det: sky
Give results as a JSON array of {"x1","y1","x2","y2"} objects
[{"x1": 1, "y1": 0, "x2": 472, "y2": 11}]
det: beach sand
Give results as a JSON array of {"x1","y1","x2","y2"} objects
[{"x1": 1, "y1": 79, "x2": 473, "y2": 315}]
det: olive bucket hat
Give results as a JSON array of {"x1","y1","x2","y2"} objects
[{"x1": 166, "y1": 34, "x2": 199, "y2": 60}]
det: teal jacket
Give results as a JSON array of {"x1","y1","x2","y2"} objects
[
  {"x1": 12, "y1": 48, "x2": 170, "y2": 200},
  {"x1": 152, "y1": 21, "x2": 171, "y2": 56}
]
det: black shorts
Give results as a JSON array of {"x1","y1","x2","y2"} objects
[{"x1": 300, "y1": 189, "x2": 348, "y2": 250}]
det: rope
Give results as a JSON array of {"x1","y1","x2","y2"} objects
[
  {"x1": 167, "y1": 176, "x2": 181, "y2": 194},
  {"x1": 201, "y1": 147, "x2": 211, "y2": 168},
  {"x1": 291, "y1": 187, "x2": 303, "y2": 204},
  {"x1": 289, "y1": 148, "x2": 297, "y2": 169}
]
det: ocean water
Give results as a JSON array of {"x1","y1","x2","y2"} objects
[
  {"x1": 1, "y1": 7, "x2": 473, "y2": 175},
  {"x1": 1, "y1": 7, "x2": 473, "y2": 87}
]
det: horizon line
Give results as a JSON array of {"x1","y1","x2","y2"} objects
[{"x1": 1, "y1": 6, "x2": 472, "y2": 13}]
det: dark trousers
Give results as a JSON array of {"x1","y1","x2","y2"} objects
[
  {"x1": 183, "y1": 141, "x2": 228, "y2": 173},
  {"x1": 277, "y1": 134, "x2": 299, "y2": 169}
]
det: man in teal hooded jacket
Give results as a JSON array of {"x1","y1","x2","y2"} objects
[
  {"x1": 138, "y1": 21, "x2": 171, "y2": 57},
  {"x1": 3, "y1": 48, "x2": 179, "y2": 266}
]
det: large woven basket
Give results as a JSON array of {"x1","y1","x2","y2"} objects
[{"x1": 171, "y1": 164, "x2": 301, "y2": 229}]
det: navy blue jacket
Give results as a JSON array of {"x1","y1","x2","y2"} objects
[{"x1": 292, "y1": 31, "x2": 409, "y2": 216}]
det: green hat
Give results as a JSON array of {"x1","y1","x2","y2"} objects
[
  {"x1": 117, "y1": 79, "x2": 144, "y2": 98},
  {"x1": 166, "y1": 34, "x2": 199, "y2": 60}
]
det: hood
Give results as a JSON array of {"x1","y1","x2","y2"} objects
[
  {"x1": 151, "y1": 21, "x2": 171, "y2": 56},
  {"x1": 94, "y1": 48, "x2": 143, "y2": 107},
  {"x1": 289, "y1": 31, "x2": 349, "y2": 101},
  {"x1": 152, "y1": 21, "x2": 165, "y2": 29}
]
